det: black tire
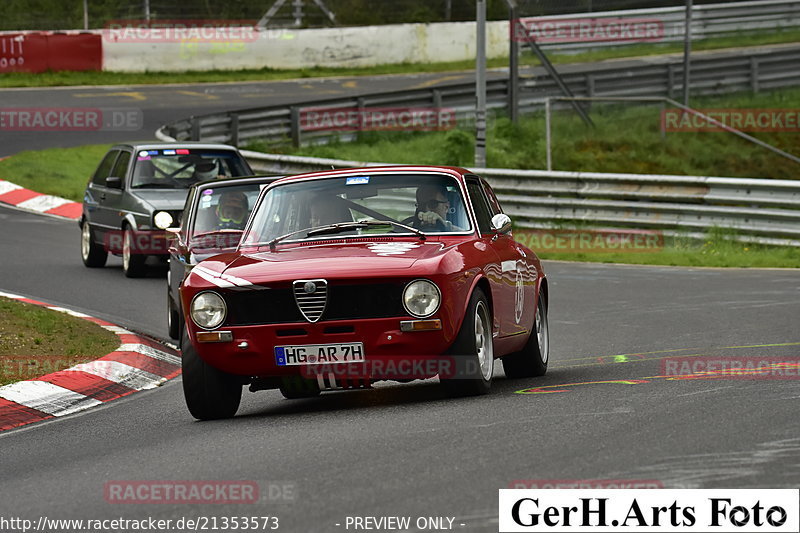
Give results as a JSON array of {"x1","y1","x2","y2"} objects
[
  {"x1": 181, "y1": 330, "x2": 242, "y2": 420},
  {"x1": 502, "y1": 289, "x2": 549, "y2": 379},
  {"x1": 440, "y1": 288, "x2": 493, "y2": 397},
  {"x1": 122, "y1": 226, "x2": 147, "y2": 278},
  {"x1": 167, "y1": 291, "x2": 182, "y2": 340},
  {"x1": 80, "y1": 221, "x2": 107, "y2": 268},
  {"x1": 279, "y1": 376, "x2": 321, "y2": 399}
]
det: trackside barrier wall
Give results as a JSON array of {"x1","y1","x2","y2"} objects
[
  {"x1": 92, "y1": 0, "x2": 800, "y2": 71},
  {"x1": 0, "y1": 32, "x2": 101, "y2": 73},
  {"x1": 3, "y1": 0, "x2": 799, "y2": 72}
]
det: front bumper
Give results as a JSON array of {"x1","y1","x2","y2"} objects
[{"x1": 189, "y1": 316, "x2": 456, "y2": 380}]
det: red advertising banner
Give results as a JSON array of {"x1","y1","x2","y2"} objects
[{"x1": 0, "y1": 32, "x2": 101, "y2": 73}]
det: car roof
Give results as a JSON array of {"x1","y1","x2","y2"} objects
[
  {"x1": 193, "y1": 175, "x2": 282, "y2": 190},
  {"x1": 268, "y1": 165, "x2": 472, "y2": 186},
  {"x1": 110, "y1": 142, "x2": 243, "y2": 151}
]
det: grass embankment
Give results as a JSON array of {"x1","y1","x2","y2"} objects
[
  {"x1": 0, "y1": 296, "x2": 120, "y2": 386},
  {"x1": 1, "y1": 29, "x2": 799, "y2": 88},
  {"x1": 282, "y1": 87, "x2": 800, "y2": 179},
  {"x1": 0, "y1": 144, "x2": 110, "y2": 202}
]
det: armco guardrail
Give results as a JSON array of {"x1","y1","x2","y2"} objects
[
  {"x1": 522, "y1": 0, "x2": 800, "y2": 52},
  {"x1": 158, "y1": 43, "x2": 800, "y2": 148},
  {"x1": 216, "y1": 150, "x2": 800, "y2": 248}
]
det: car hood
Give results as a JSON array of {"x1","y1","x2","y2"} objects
[
  {"x1": 219, "y1": 240, "x2": 447, "y2": 283},
  {"x1": 133, "y1": 189, "x2": 189, "y2": 211}
]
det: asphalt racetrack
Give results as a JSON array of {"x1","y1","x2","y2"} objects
[{"x1": 0, "y1": 75, "x2": 799, "y2": 531}]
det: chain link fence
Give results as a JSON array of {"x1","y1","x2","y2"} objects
[{"x1": 2, "y1": 0, "x2": 757, "y2": 31}]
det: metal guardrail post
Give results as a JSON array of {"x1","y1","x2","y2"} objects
[
  {"x1": 545, "y1": 98, "x2": 552, "y2": 171},
  {"x1": 509, "y1": 5, "x2": 519, "y2": 124},
  {"x1": 290, "y1": 107, "x2": 301, "y2": 148},
  {"x1": 432, "y1": 89, "x2": 442, "y2": 110},
  {"x1": 190, "y1": 117, "x2": 200, "y2": 141},
  {"x1": 751, "y1": 57, "x2": 760, "y2": 93},
  {"x1": 230, "y1": 114, "x2": 240, "y2": 147}
]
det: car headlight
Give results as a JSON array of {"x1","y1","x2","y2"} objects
[
  {"x1": 154, "y1": 211, "x2": 174, "y2": 230},
  {"x1": 191, "y1": 291, "x2": 227, "y2": 329},
  {"x1": 402, "y1": 279, "x2": 441, "y2": 318}
]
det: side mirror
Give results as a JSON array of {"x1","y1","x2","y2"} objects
[
  {"x1": 491, "y1": 213, "x2": 512, "y2": 235},
  {"x1": 106, "y1": 176, "x2": 122, "y2": 189}
]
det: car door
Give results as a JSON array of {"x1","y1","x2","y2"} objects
[
  {"x1": 85, "y1": 149, "x2": 120, "y2": 241},
  {"x1": 483, "y1": 177, "x2": 537, "y2": 337},
  {"x1": 466, "y1": 176, "x2": 530, "y2": 338},
  {"x1": 103, "y1": 149, "x2": 132, "y2": 230}
]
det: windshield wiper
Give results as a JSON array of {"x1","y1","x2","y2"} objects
[
  {"x1": 265, "y1": 220, "x2": 425, "y2": 251},
  {"x1": 307, "y1": 220, "x2": 426, "y2": 239}
]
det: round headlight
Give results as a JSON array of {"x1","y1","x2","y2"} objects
[
  {"x1": 402, "y1": 279, "x2": 441, "y2": 318},
  {"x1": 191, "y1": 291, "x2": 227, "y2": 329},
  {"x1": 154, "y1": 211, "x2": 174, "y2": 230}
]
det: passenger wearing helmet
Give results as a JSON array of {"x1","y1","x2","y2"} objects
[{"x1": 216, "y1": 191, "x2": 249, "y2": 230}]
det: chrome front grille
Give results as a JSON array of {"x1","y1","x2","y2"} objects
[{"x1": 293, "y1": 279, "x2": 328, "y2": 323}]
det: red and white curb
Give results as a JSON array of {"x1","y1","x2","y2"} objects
[
  {"x1": 0, "y1": 291, "x2": 181, "y2": 432},
  {"x1": 0, "y1": 178, "x2": 82, "y2": 220}
]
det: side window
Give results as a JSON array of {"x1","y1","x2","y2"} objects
[
  {"x1": 109, "y1": 151, "x2": 131, "y2": 184},
  {"x1": 91, "y1": 150, "x2": 119, "y2": 186},
  {"x1": 466, "y1": 179, "x2": 493, "y2": 234},
  {"x1": 481, "y1": 179, "x2": 503, "y2": 216}
]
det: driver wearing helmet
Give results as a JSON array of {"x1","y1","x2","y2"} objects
[
  {"x1": 192, "y1": 160, "x2": 222, "y2": 182},
  {"x1": 216, "y1": 191, "x2": 249, "y2": 230}
]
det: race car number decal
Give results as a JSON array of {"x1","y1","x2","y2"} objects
[{"x1": 275, "y1": 343, "x2": 365, "y2": 366}]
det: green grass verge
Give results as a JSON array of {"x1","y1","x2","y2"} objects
[
  {"x1": 536, "y1": 229, "x2": 800, "y2": 268},
  {"x1": 0, "y1": 144, "x2": 111, "y2": 202},
  {"x1": 282, "y1": 86, "x2": 800, "y2": 180},
  {"x1": 0, "y1": 296, "x2": 120, "y2": 386},
  {"x1": 1, "y1": 29, "x2": 799, "y2": 88}
]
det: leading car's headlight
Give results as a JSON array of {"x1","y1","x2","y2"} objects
[
  {"x1": 191, "y1": 291, "x2": 227, "y2": 329},
  {"x1": 154, "y1": 211, "x2": 174, "y2": 230},
  {"x1": 402, "y1": 279, "x2": 441, "y2": 318}
]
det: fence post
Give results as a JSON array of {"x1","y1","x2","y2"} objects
[
  {"x1": 667, "y1": 64, "x2": 675, "y2": 99},
  {"x1": 290, "y1": 107, "x2": 301, "y2": 148},
  {"x1": 191, "y1": 117, "x2": 200, "y2": 141},
  {"x1": 545, "y1": 98, "x2": 552, "y2": 171},
  {"x1": 750, "y1": 56, "x2": 760, "y2": 93},
  {"x1": 230, "y1": 114, "x2": 239, "y2": 147}
]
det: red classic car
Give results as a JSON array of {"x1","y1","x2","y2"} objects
[{"x1": 179, "y1": 166, "x2": 550, "y2": 420}]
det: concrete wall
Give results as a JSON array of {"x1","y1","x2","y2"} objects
[{"x1": 101, "y1": 21, "x2": 511, "y2": 72}]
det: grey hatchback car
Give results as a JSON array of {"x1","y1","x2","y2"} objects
[{"x1": 80, "y1": 142, "x2": 253, "y2": 277}]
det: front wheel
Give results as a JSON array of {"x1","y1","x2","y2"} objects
[
  {"x1": 181, "y1": 330, "x2": 242, "y2": 420},
  {"x1": 440, "y1": 288, "x2": 493, "y2": 397},
  {"x1": 122, "y1": 227, "x2": 147, "y2": 278},
  {"x1": 502, "y1": 289, "x2": 549, "y2": 378},
  {"x1": 80, "y1": 221, "x2": 107, "y2": 268}
]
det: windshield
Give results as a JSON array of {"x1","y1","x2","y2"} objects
[
  {"x1": 243, "y1": 173, "x2": 472, "y2": 246},
  {"x1": 131, "y1": 148, "x2": 250, "y2": 189},
  {"x1": 190, "y1": 183, "x2": 268, "y2": 236}
]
